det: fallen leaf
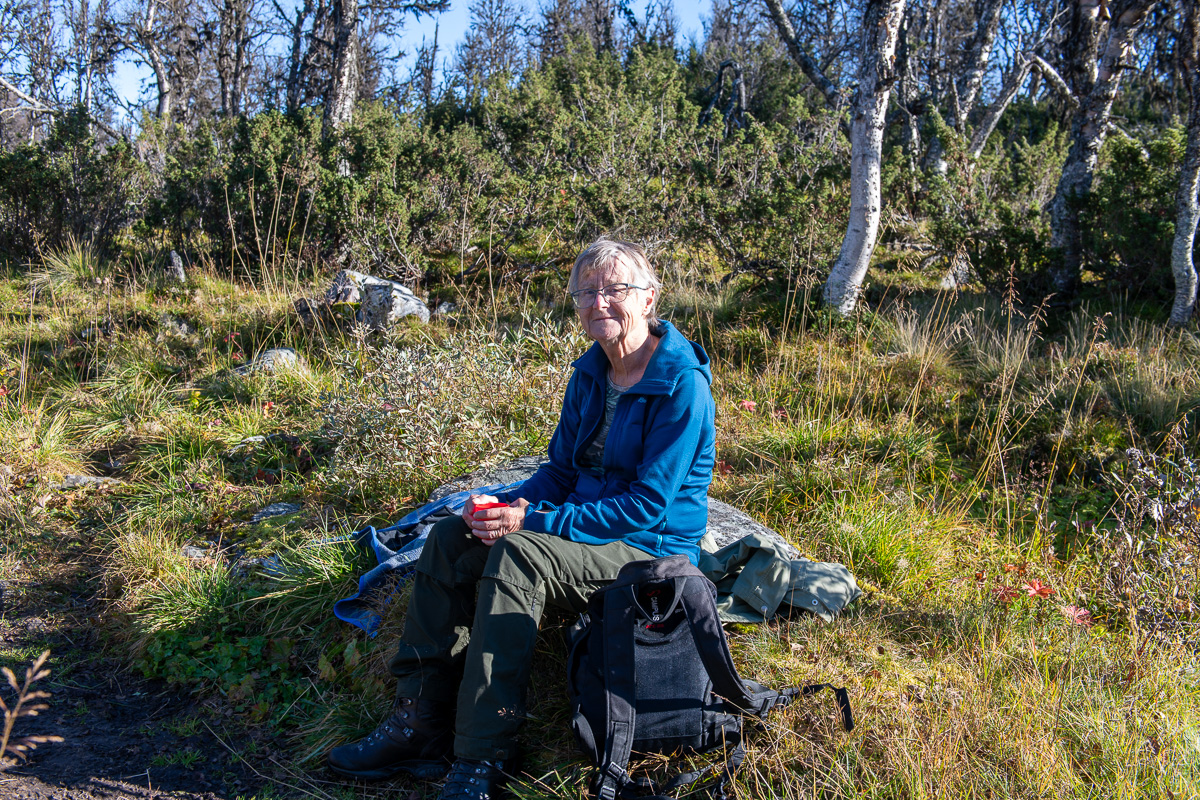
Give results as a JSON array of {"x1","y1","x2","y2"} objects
[
  {"x1": 1023, "y1": 579, "x2": 1053, "y2": 599},
  {"x1": 993, "y1": 584, "x2": 1019, "y2": 603},
  {"x1": 1059, "y1": 605, "x2": 1093, "y2": 626}
]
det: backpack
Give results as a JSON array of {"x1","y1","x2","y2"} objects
[{"x1": 567, "y1": 555, "x2": 853, "y2": 800}]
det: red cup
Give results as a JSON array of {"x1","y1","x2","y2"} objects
[{"x1": 471, "y1": 501, "x2": 508, "y2": 519}]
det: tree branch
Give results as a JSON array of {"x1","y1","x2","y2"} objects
[
  {"x1": 762, "y1": 0, "x2": 841, "y2": 108},
  {"x1": 1031, "y1": 54, "x2": 1080, "y2": 109},
  {"x1": 0, "y1": 75, "x2": 125, "y2": 141}
]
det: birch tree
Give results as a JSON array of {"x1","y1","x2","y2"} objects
[
  {"x1": 1171, "y1": 0, "x2": 1200, "y2": 325},
  {"x1": 322, "y1": 0, "x2": 445, "y2": 138},
  {"x1": 1045, "y1": 0, "x2": 1157, "y2": 299},
  {"x1": 765, "y1": 0, "x2": 906, "y2": 315}
]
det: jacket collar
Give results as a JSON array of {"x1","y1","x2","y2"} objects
[{"x1": 572, "y1": 320, "x2": 712, "y2": 396}]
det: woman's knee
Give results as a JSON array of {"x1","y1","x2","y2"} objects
[{"x1": 482, "y1": 532, "x2": 544, "y2": 588}]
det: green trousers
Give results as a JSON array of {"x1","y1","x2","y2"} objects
[{"x1": 389, "y1": 515, "x2": 645, "y2": 761}]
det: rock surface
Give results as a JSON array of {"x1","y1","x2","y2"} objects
[
  {"x1": 55, "y1": 475, "x2": 123, "y2": 490},
  {"x1": 327, "y1": 269, "x2": 430, "y2": 327},
  {"x1": 427, "y1": 458, "x2": 798, "y2": 557},
  {"x1": 360, "y1": 278, "x2": 430, "y2": 328},
  {"x1": 250, "y1": 502, "x2": 302, "y2": 522},
  {"x1": 166, "y1": 249, "x2": 186, "y2": 283},
  {"x1": 234, "y1": 347, "x2": 304, "y2": 376}
]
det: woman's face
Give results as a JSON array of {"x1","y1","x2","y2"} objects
[{"x1": 575, "y1": 255, "x2": 655, "y2": 346}]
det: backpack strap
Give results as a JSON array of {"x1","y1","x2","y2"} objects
[
  {"x1": 594, "y1": 584, "x2": 640, "y2": 800},
  {"x1": 797, "y1": 683, "x2": 855, "y2": 731},
  {"x1": 675, "y1": 575, "x2": 757, "y2": 711}
]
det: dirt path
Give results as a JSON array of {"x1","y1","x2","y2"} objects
[{"x1": 0, "y1": 537, "x2": 270, "y2": 800}]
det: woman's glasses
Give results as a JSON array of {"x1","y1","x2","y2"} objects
[{"x1": 568, "y1": 283, "x2": 647, "y2": 308}]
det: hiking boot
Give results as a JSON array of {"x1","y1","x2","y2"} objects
[
  {"x1": 438, "y1": 758, "x2": 509, "y2": 800},
  {"x1": 327, "y1": 697, "x2": 452, "y2": 781}
]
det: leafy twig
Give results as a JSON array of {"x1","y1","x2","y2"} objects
[{"x1": 0, "y1": 649, "x2": 63, "y2": 768}]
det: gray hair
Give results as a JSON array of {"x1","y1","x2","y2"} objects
[{"x1": 568, "y1": 238, "x2": 662, "y2": 320}]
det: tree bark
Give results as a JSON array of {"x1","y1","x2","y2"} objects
[
  {"x1": 216, "y1": 0, "x2": 253, "y2": 117},
  {"x1": 139, "y1": 0, "x2": 174, "y2": 118},
  {"x1": 822, "y1": 0, "x2": 906, "y2": 315},
  {"x1": 323, "y1": 0, "x2": 359, "y2": 138},
  {"x1": 1172, "y1": 0, "x2": 1200, "y2": 326},
  {"x1": 1047, "y1": 0, "x2": 1155, "y2": 298}
]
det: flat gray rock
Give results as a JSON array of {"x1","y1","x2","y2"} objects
[
  {"x1": 251, "y1": 502, "x2": 303, "y2": 522},
  {"x1": 55, "y1": 474, "x2": 122, "y2": 490},
  {"x1": 426, "y1": 458, "x2": 797, "y2": 557},
  {"x1": 181, "y1": 545, "x2": 208, "y2": 559}
]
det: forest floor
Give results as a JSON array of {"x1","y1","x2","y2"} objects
[{"x1": 1, "y1": 253, "x2": 1199, "y2": 798}]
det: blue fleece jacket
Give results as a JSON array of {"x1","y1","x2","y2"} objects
[{"x1": 498, "y1": 320, "x2": 716, "y2": 565}]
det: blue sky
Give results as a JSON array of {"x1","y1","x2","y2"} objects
[{"x1": 112, "y1": 0, "x2": 713, "y2": 117}]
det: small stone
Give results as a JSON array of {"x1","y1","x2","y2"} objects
[
  {"x1": 181, "y1": 545, "x2": 207, "y2": 559},
  {"x1": 56, "y1": 474, "x2": 122, "y2": 490},
  {"x1": 166, "y1": 250, "x2": 187, "y2": 283},
  {"x1": 434, "y1": 301, "x2": 457, "y2": 317},
  {"x1": 234, "y1": 348, "x2": 303, "y2": 376},
  {"x1": 251, "y1": 502, "x2": 302, "y2": 522}
]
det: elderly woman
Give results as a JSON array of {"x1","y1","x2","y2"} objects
[{"x1": 328, "y1": 239, "x2": 716, "y2": 800}]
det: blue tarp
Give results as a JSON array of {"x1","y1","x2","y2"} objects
[{"x1": 333, "y1": 480, "x2": 528, "y2": 636}]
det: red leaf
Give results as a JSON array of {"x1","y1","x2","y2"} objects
[
  {"x1": 1023, "y1": 579, "x2": 1053, "y2": 599},
  {"x1": 1059, "y1": 605, "x2": 1093, "y2": 626}
]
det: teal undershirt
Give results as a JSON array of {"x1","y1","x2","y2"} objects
[{"x1": 580, "y1": 375, "x2": 632, "y2": 475}]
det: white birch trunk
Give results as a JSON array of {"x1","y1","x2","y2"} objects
[
  {"x1": 1047, "y1": 0, "x2": 1153, "y2": 298},
  {"x1": 323, "y1": 0, "x2": 359, "y2": 139},
  {"x1": 822, "y1": 0, "x2": 906, "y2": 315},
  {"x1": 1171, "y1": 2, "x2": 1200, "y2": 326}
]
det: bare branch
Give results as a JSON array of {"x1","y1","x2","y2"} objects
[
  {"x1": 1031, "y1": 53, "x2": 1079, "y2": 108},
  {"x1": 761, "y1": 0, "x2": 841, "y2": 108}
]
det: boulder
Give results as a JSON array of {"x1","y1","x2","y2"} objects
[
  {"x1": 324, "y1": 269, "x2": 430, "y2": 327},
  {"x1": 361, "y1": 281, "x2": 430, "y2": 329},
  {"x1": 426, "y1": 458, "x2": 798, "y2": 558}
]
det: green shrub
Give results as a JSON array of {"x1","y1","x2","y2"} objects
[
  {"x1": 1085, "y1": 128, "x2": 1187, "y2": 302},
  {"x1": 0, "y1": 109, "x2": 147, "y2": 264}
]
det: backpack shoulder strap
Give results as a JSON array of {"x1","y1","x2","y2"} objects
[
  {"x1": 676, "y1": 575, "x2": 758, "y2": 711},
  {"x1": 594, "y1": 583, "x2": 639, "y2": 800}
]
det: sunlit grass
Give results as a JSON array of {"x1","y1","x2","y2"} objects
[{"x1": 5, "y1": 242, "x2": 1200, "y2": 797}]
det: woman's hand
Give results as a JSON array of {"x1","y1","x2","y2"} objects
[{"x1": 464, "y1": 495, "x2": 529, "y2": 546}]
